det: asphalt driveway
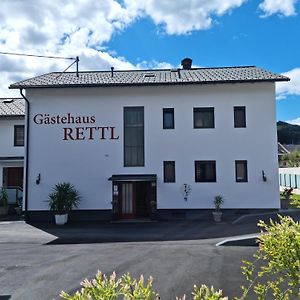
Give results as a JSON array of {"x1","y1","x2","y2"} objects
[
  {"x1": 3, "y1": 211, "x2": 299, "y2": 300},
  {"x1": 0, "y1": 218, "x2": 268, "y2": 300}
]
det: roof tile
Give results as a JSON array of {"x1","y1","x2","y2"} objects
[
  {"x1": 9, "y1": 66, "x2": 289, "y2": 89},
  {"x1": 0, "y1": 98, "x2": 25, "y2": 116}
]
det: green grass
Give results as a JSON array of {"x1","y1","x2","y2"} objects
[{"x1": 280, "y1": 192, "x2": 300, "y2": 201}]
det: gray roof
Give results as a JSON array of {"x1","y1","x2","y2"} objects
[
  {"x1": 0, "y1": 98, "x2": 25, "y2": 116},
  {"x1": 9, "y1": 66, "x2": 289, "y2": 89}
]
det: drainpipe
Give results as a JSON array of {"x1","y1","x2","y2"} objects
[{"x1": 19, "y1": 89, "x2": 29, "y2": 221}]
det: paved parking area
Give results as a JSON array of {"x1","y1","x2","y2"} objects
[
  {"x1": 0, "y1": 219, "x2": 265, "y2": 300},
  {"x1": 4, "y1": 213, "x2": 299, "y2": 300}
]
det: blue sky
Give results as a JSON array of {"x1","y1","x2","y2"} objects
[{"x1": 1, "y1": 0, "x2": 300, "y2": 123}]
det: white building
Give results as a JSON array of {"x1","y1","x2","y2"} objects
[
  {"x1": 0, "y1": 98, "x2": 25, "y2": 204},
  {"x1": 10, "y1": 61, "x2": 289, "y2": 221}
]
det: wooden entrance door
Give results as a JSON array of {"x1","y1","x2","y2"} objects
[
  {"x1": 119, "y1": 182, "x2": 135, "y2": 219},
  {"x1": 3, "y1": 167, "x2": 24, "y2": 188}
]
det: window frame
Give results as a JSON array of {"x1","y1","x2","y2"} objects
[
  {"x1": 193, "y1": 107, "x2": 215, "y2": 129},
  {"x1": 235, "y1": 160, "x2": 248, "y2": 182},
  {"x1": 195, "y1": 160, "x2": 217, "y2": 182},
  {"x1": 14, "y1": 125, "x2": 25, "y2": 147},
  {"x1": 234, "y1": 106, "x2": 246, "y2": 128},
  {"x1": 163, "y1": 161, "x2": 176, "y2": 183},
  {"x1": 163, "y1": 108, "x2": 175, "y2": 129},
  {"x1": 123, "y1": 106, "x2": 145, "y2": 167}
]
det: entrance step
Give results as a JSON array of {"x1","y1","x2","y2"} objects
[{"x1": 110, "y1": 218, "x2": 157, "y2": 224}]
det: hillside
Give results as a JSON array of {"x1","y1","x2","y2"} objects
[{"x1": 277, "y1": 121, "x2": 300, "y2": 144}]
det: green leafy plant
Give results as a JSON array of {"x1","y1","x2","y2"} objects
[
  {"x1": 0, "y1": 187, "x2": 8, "y2": 207},
  {"x1": 47, "y1": 182, "x2": 80, "y2": 214},
  {"x1": 214, "y1": 195, "x2": 224, "y2": 212},
  {"x1": 192, "y1": 284, "x2": 228, "y2": 300},
  {"x1": 290, "y1": 194, "x2": 300, "y2": 208},
  {"x1": 237, "y1": 215, "x2": 300, "y2": 300},
  {"x1": 60, "y1": 271, "x2": 159, "y2": 300}
]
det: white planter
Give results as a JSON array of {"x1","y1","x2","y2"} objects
[
  {"x1": 212, "y1": 211, "x2": 222, "y2": 222},
  {"x1": 55, "y1": 214, "x2": 68, "y2": 225}
]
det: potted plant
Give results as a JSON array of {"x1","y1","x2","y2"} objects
[
  {"x1": 47, "y1": 182, "x2": 80, "y2": 225},
  {"x1": 281, "y1": 188, "x2": 293, "y2": 209},
  {"x1": 212, "y1": 195, "x2": 224, "y2": 222},
  {"x1": 0, "y1": 187, "x2": 8, "y2": 216}
]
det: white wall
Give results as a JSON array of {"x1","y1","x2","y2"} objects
[
  {"x1": 0, "y1": 117, "x2": 24, "y2": 188},
  {"x1": 0, "y1": 118, "x2": 24, "y2": 157},
  {"x1": 26, "y1": 82, "x2": 280, "y2": 211}
]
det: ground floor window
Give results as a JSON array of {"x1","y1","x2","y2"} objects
[
  {"x1": 163, "y1": 161, "x2": 175, "y2": 182},
  {"x1": 2, "y1": 167, "x2": 24, "y2": 188},
  {"x1": 235, "y1": 160, "x2": 248, "y2": 182},
  {"x1": 195, "y1": 160, "x2": 216, "y2": 182}
]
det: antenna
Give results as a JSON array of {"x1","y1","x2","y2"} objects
[
  {"x1": 0, "y1": 51, "x2": 80, "y2": 76},
  {"x1": 76, "y1": 56, "x2": 79, "y2": 77}
]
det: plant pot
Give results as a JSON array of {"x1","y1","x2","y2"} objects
[
  {"x1": 280, "y1": 199, "x2": 289, "y2": 209},
  {"x1": 212, "y1": 211, "x2": 222, "y2": 222},
  {"x1": 55, "y1": 213, "x2": 68, "y2": 225},
  {"x1": 0, "y1": 206, "x2": 8, "y2": 216},
  {"x1": 14, "y1": 207, "x2": 22, "y2": 215}
]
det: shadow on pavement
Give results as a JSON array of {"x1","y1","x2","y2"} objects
[
  {"x1": 0, "y1": 296, "x2": 11, "y2": 300},
  {"x1": 26, "y1": 220, "x2": 262, "y2": 245}
]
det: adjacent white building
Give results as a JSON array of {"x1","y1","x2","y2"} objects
[
  {"x1": 10, "y1": 61, "x2": 289, "y2": 221},
  {"x1": 0, "y1": 98, "x2": 25, "y2": 204}
]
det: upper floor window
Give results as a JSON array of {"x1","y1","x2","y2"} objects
[
  {"x1": 14, "y1": 125, "x2": 24, "y2": 147},
  {"x1": 235, "y1": 160, "x2": 248, "y2": 182},
  {"x1": 234, "y1": 106, "x2": 246, "y2": 128},
  {"x1": 194, "y1": 107, "x2": 215, "y2": 128},
  {"x1": 163, "y1": 161, "x2": 175, "y2": 182},
  {"x1": 195, "y1": 160, "x2": 216, "y2": 182},
  {"x1": 124, "y1": 107, "x2": 144, "y2": 167},
  {"x1": 163, "y1": 108, "x2": 174, "y2": 129}
]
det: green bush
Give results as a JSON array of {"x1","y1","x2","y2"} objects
[
  {"x1": 60, "y1": 271, "x2": 159, "y2": 300},
  {"x1": 237, "y1": 215, "x2": 300, "y2": 299},
  {"x1": 0, "y1": 187, "x2": 8, "y2": 207},
  {"x1": 192, "y1": 285, "x2": 228, "y2": 300}
]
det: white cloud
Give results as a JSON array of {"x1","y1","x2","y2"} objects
[
  {"x1": 286, "y1": 117, "x2": 300, "y2": 125},
  {"x1": 1, "y1": 0, "x2": 298, "y2": 98},
  {"x1": 125, "y1": 0, "x2": 247, "y2": 34},
  {"x1": 259, "y1": 0, "x2": 298, "y2": 17},
  {"x1": 0, "y1": 0, "x2": 139, "y2": 97},
  {"x1": 277, "y1": 68, "x2": 300, "y2": 99}
]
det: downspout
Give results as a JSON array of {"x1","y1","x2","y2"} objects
[{"x1": 19, "y1": 89, "x2": 29, "y2": 221}]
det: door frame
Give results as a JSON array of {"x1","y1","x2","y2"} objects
[{"x1": 118, "y1": 182, "x2": 136, "y2": 219}]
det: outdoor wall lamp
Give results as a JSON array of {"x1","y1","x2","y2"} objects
[
  {"x1": 36, "y1": 173, "x2": 41, "y2": 185},
  {"x1": 262, "y1": 170, "x2": 267, "y2": 182}
]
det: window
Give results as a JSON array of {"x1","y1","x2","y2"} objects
[
  {"x1": 124, "y1": 107, "x2": 144, "y2": 167},
  {"x1": 235, "y1": 160, "x2": 248, "y2": 182},
  {"x1": 14, "y1": 125, "x2": 24, "y2": 146},
  {"x1": 163, "y1": 161, "x2": 175, "y2": 182},
  {"x1": 234, "y1": 106, "x2": 246, "y2": 128},
  {"x1": 194, "y1": 107, "x2": 214, "y2": 128},
  {"x1": 163, "y1": 108, "x2": 174, "y2": 129},
  {"x1": 195, "y1": 161, "x2": 216, "y2": 182}
]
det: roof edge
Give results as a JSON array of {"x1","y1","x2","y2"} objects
[{"x1": 9, "y1": 77, "x2": 290, "y2": 90}]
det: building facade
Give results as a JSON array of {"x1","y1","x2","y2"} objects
[
  {"x1": 10, "y1": 64, "x2": 289, "y2": 221},
  {"x1": 0, "y1": 98, "x2": 25, "y2": 204}
]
